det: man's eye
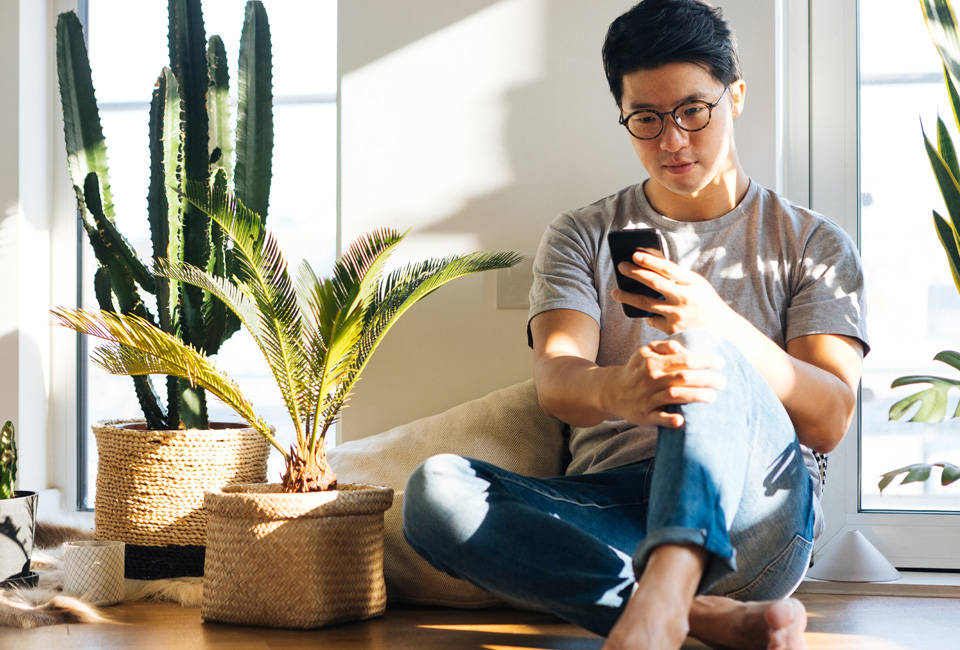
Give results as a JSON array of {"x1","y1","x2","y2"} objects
[
  {"x1": 681, "y1": 105, "x2": 704, "y2": 117},
  {"x1": 633, "y1": 113, "x2": 658, "y2": 124}
]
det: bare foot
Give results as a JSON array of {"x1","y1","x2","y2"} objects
[
  {"x1": 689, "y1": 596, "x2": 808, "y2": 650},
  {"x1": 602, "y1": 586, "x2": 691, "y2": 650},
  {"x1": 764, "y1": 598, "x2": 807, "y2": 650},
  {"x1": 602, "y1": 544, "x2": 707, "y2": 650}
]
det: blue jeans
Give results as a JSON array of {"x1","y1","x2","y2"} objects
[{"x1": 402, "y1": 329, "x2": 815, "y2": 636}]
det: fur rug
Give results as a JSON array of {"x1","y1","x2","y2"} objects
[{"x1": 0, "y1": 522, "x2": 203, "y2": 628}]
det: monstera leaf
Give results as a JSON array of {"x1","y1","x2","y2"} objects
[
  {"x1": 879, "y1": 462, "x2": 960, "y2": 493},
  {"x1": 889, "y1": 351, "x2": 960, "y2": 422}
]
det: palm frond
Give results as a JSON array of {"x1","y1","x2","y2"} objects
[
  {"x1": 302, "y1": 230, "x2": 406, "y2": 447},
  {"x1": 317, "y1": 251, "x2": 522, "y2": 430},
  {"x1": 154, "y1": 257, "x2": 261, "y2": 337},
  {"x1": 51, "y1": 306, "x2": 285, "y2": 456},
  {"x1": 181, "y1": 180, "x2": 310, "y2": 445}
]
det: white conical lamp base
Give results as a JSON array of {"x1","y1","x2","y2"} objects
[{"x1": 806, "y1": 530, "x2": 901, "y2": 582}]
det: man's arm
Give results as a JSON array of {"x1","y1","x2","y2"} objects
[
  {"x1": 531, "y1": 309, "x2": 727, "y2": 430},
  {"x1": 615, "y1": 252, "x2": 865, "y2": 453}
]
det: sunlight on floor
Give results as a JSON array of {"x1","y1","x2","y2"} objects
[
  {"x1": 805, "y1": 632, "x2": 913, "y2": 650},
  {"x1": 420, "y1": 624, "x2": 552, "y2": 634}
]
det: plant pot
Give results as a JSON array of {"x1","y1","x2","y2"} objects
[
  {"x1": 201, "y1": 483, "x2": 394, "y2": 629},
  {"x1": 0, "y1": 490, "x2": 38, "y2": 586},
  {"x1": 92, "y1": 420, "x2": 270, "y2": 580}
]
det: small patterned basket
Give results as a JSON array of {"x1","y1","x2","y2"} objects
[
  {"x1": 92, "y1": 420, "x2": 270, "y2": 580},
  {"x1": 201, "y1": 483, "x2": 394, "y2": 629}
]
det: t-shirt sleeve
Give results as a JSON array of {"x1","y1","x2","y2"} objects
[
  {"x1": 785, "y1": 221, "x2": 870, "y2": 354},
  {"x1": 526, "y1": 212, "x2": 602, "y2": 348}
]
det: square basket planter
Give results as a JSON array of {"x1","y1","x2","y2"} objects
[{"x1": 201, "y1": 483, "x2": 394, "y2": 629}]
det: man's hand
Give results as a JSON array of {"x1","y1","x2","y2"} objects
[
  {"x1": 605, "y1": 339, "x2": 727, "y2": 429},
  {"x1": 612, "y1": 252, "x2": 737, "y2": 336},
  {"x1": 531, "y1": 310, "x2": 728, "y2": 429}
]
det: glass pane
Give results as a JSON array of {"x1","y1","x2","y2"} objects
[
  {"x1": 859, "y1": 0, "x2": 960, "y2": 512},
  {"x1": 88, "y1": 0, "x2": 336, "y2": 103},
  {"x1": 81, "y1": 1, "x2": 337, "y2": 507}
]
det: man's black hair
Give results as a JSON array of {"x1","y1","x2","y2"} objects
[{"x1": 602, "y1": 0, "x2": 742, "y2": 106}]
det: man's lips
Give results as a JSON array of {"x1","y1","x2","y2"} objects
[{"x1": 663, "y1": 161, "x2": 696, "y2": 174}]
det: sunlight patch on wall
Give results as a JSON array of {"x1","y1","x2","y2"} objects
[{"x1": 341, "y1": 0, "x2": 546, "y2": 237}]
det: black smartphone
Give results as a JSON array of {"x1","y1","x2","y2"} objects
[{"x1": 607, "y1": 228, "x2": 667, "y2": 318}]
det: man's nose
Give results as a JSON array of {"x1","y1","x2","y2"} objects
[{"x1": 659, "y1": 116, "x2": 689, "y2": 151}]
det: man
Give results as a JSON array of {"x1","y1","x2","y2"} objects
[{"x1": 403, "y1": 1, "x2": 868, "y2": 649}]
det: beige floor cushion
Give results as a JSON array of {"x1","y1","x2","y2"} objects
[{"x1": 328, "y1": 379, "x2": 567, "y2": 607}]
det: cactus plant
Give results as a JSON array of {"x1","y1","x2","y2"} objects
[
  {"x1": 0, "y1": 421, "x2": 17, "y2": 500},
  {"x1": 55, "y1": 0, "x2": 273, "y2": 430}
]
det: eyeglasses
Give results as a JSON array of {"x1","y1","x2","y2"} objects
[{"x1": 619, "y1": 87, "x2": 729, "y2": 140}]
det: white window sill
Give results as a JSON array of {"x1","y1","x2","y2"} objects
[{"x1": 798, "y1": 571, "x2": 960, "y2": 598}]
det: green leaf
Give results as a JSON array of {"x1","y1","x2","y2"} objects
[
  {"x1": 878, "y1": 462, "x2": 960, "y2": 492},
  {"x1": 941, "y1": 463, "x2": 960, "y2": 486},
  {"x1": 947, "y1": 63, "x2": 960, "y2": 140},
  {"x1": 922, "y1": 0, "x2": 960, "y2": 88},
  {"x1": 890, "y1": 350, "x2": 960, "y2": 422},
  {"x1": 923, "y1": 125, "x2": 960, "y2": 238},
  {"x1": 321, "y1": 251, "x2": 523, "y2": 434},
  {"x1": 52, "y1": 306, "x2": 283, "y2": 456},
  {"x1": 234, "y1": 0, "x2": 273, "y2": 223},
  {"x1": 938, "y1": 113, "x2": 960, "y2": 181},
  {"x1": 903, "y1": 465, "x2": 933, "y2": 485},
  {"x1": 932, "y1": 210, "x2": 960, "y2": 295},
  {"x1": 181, "y1": 180, "x2": 308, "y2": 444},
  {"x1": 934, "y1": 349, "x2": 960, "y2": 370}
]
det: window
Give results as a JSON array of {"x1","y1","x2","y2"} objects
[
  {"x1": 859, "y1": 0, "x2": 960, "y2": 514},
  {"x1": 79, "y1": 0, "x2": 338, "y2": 508},
  {"x1": 811, "y1": 0, "x2": 960, "y2": 569}
]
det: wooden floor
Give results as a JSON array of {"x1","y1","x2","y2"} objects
[{"x1": 1, "y1": 593, "x2": 958, "y2": 649}]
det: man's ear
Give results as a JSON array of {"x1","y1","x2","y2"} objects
[{"x1": 729, "y1": 79, "x2": 746, "y2": 119}]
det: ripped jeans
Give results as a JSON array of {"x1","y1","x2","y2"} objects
[{"x1": 402, "y1": 329, "x2": 815, "y2": 637}]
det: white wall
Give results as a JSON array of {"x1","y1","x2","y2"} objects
[
  {"x1": 0, "y1": 0, "x2": 79, "y2": 500},
  {"x1": 338, "y1": 0, "x2": 788, "y2": 440},
  {"x1": 0, "y1": 1, "x2": 54, "y2": 493}
]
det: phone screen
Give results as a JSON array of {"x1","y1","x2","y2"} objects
[{"x1": 607, "y1": 229, "x2": 666, "y2": 318}]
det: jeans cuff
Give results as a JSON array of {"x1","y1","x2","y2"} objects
[{"x1": 632, "y1": 526, "x2": 738, "y2": 595}]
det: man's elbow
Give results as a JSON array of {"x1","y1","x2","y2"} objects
[{"x1": 807, "y1": 389, "x2": 857, "y2": 454}]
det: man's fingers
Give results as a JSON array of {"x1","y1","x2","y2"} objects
[
  {"x1": 650, "y1": 411, "x2": 685, "y2": 429},
  {"x1": 632, "y1": 251, "x2": 689, "y2": 282},
  {"x1": 653, "y1": 385, "x2": 722, "y2": 405},
  {"x1": 643, "y1": 344, "x2": 727, "y2": 372},
  {"x1": 646, "y1": 339, "x2": 686, "y2": 354}
]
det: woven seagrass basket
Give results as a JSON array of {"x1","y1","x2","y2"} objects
[
  {"x1": 92, "y1": 420, "x2": 270, "y2": 580},
  {"x1": 201, "y1": 482, "x2": 394, "y2": 629}
]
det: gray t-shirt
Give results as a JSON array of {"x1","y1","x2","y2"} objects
[{"x1": 528, "y1": 180, "x2": 868, "y2": 527}]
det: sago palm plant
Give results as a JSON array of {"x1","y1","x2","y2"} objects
[{"x1": 53, "y1": 178, "x2": 521, "y2": 492}]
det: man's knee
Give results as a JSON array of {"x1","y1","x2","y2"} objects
[
  {"x1": 668, "y1": 328, "x2": 738, "y2": 358},
  {"x1": 404, "y1": 454, "x2": 459, "y2": 519},
  {"x1": 403, "y1": 454, "x2": 483, "y2": 549}
]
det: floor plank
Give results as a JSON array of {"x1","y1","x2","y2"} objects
[{"x1": 1, "y1": 593, "x2": 957, "y2": 649}]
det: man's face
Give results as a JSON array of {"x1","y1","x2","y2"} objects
[{"x1": 619, "y1": 62, "x2": 743, "y2": 200}]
